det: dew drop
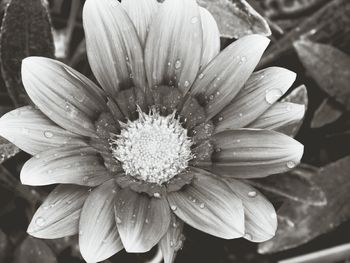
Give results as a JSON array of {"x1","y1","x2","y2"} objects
[
  {"x1": 184, "y1": 81, "x2": 190, "y2": 87},
  {"x1": 82, "y1": 176, "x2": 89, "y2": 182},
  {"x1": 286, "y1": 161, "x2": 296, "y2": 169},
  {"x1": 218, "y1": 116, "x2": 224, "y2": 121},
  {"x1": 74, "y1": 93, "x2": 85, "y2": 103},
  {"x1": 116, "y1": 216, "x2": 122, "y2": 224},
  {"x1": 153, "y1": 192, "x2": 161, "y2": 198},
  {"x1": 191, "y1": 16, "x2": 199, "y2": 24},
  {"x1": 265, "y1": 89, "x2": 283, "y2": 104},
  {"x1": 171, "y1": 205, "x2": 177, "y2": 211},
  {"x1": 145, "y1": 218, "x2": 149, "y2": 224},
  {"x1": 248, "y1": 191, "x2": 257, "y2": 198},
  {"x1": 174, "y1": 60, "x2": 181, "y2": 69},
  {"x1": 199, "y1": 203, "x2": 205, "y2": 209},
  {"x1": 240, "y1": 56, "x2": 247, "y2": 63},
  {"x1": 44, "y1": 131, "x2": 54, "y2": 138},
  {"x1": 35, "y1": 217, "x2": 46, "y2": 227},
  {"x1": 198, "y1": 73, "x2": 204, "y2": 79}
]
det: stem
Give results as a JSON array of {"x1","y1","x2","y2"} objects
[{"x1": 279, "y1": 243, "x2": 350, "y2": 263}]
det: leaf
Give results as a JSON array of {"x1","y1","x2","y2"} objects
[
  {"x1": 248, "y1": 164, "x2": 327, "y2": 206},
  {"x1": 294, "y1": 41, "x2": 350, "y2": 111},
  {"x1": 0, "y1": 0, "x2": 54, "y2": 106},
  {"x1": 279, "y1": 85, "x2": 308, "y2": 137},
  {"x1": 13, "y1": 236, "x2": 57, "y2": 263},
  {"x1": 260, "y1": 0, "x2": 350, "y2": 66},
  {"x1": 0, "y1": 136, "x2": 20, "y2": 164},
  {"x1": 0, "y1": 229, "x2": 9, "y2": 262},
  {"x1": 197, "y1": 0, "x2": 271, "y2": 38},
  {"x1": 255, "y1": 0, "x2": 328, "y2": 18},
  {"x1": 259, "y1": 156, "x2": 350, "y2": 254},
  {"x1": 311, "y1": 98, "x2": 343, "y2": 128}
]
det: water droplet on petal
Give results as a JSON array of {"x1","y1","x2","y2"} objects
[
  {"x1": 191, "y1": 16, "x2": 199, "y2": 23},
  {"x1": 35, "y1": 217, "x2": 46, "y2": 227},
  {"x1": 44, "y1": 131, "x2": 54, "y2": 138},
  {"x1": 199, "y1": 203, "x2": 205, "y2": 209},
  {"x1": 171, "y1": 205, "x2": 177, "y2": 211},
  {"x1": 198, "y1": 73, "x2": 204, "y2": 79},
  {"x1": 145, "y1": 218, "x2": 149, "y2": 224},
  {"x1": 184, "y1": 81, "x2": 190, "y2": 87},
  {"x1": 153, "y1": 192, "x2": 161, "y2": 198},
  {"x1": 265, "y1": 89, "x2": 283, "y2": 104},
  {"x1": 116, "y1": 216, "x2": 122, "y2": 224},
  {"x1": 248, "y1": 191, "x2": 257, "y2": 198},
  {"x1": 287, "y1": 161, "x2": 296, "y2": 169},
  {"x1": 174, "y1": 60, "x2": 181, "y2": 69}
]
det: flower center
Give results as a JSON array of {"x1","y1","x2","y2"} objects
[{"x1": 110, "y1": 107, "x2": 193, "y2": 185}]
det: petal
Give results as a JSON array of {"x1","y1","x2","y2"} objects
[
  {"x1": 167, "y1": 167, "x2": 244, "y2": 239},
  {"x1": 114, "y1": 189, "x2": 171, "y2": 252},
  {"x1": 247, "y1": 102, "x2": 305, "y2": 130},
  {"x1": 22, "y1": 57, "x2": 107, "y2": 137},
  {"x1": 159, "y1": 214, "x2": 185, "y2": 263},
  {"x1": 21, "y1": 145, "x2": 112, "y2": 187},
  {"x1": 207, "y1": 129, "x2": 304, "y2": 178},
  {"x1": 0, "y1": 106, "x2": 86, "y2": 155},
  {"x1": 190, "y1": 35, "x2": 270, "y2": 120},
  {"x1": 223, "y1": 179, "x2": 277, "y2": 242},
  {"x1": 200, "y1": 7, "x2": 220, "y2": 68},
  {"x1": 83, "y1": 0, "x2": 147, "y2": 97},
  {"x1": 145, "y1": 0, "x2": 202, "y2": 93},
  {"x1": 214, "y1": 67, "x2": 296, "y2": 133},
  {"x1": 79, "y1": 180, "x2": 123, "y2": 262},
  {"x1": 27, "y1": 185, "x2": 89, "y2": 239},
  {"x1": 121, "y1": 0, "x2": 159, "y2": 46}
]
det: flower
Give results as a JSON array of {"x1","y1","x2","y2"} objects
[{"x1": 0, "y1": 0, "x2": 304, "y2": 262}]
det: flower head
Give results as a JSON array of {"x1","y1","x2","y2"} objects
[{"x1": 0, "y1": 0, "x2": 304, "y2": 262}]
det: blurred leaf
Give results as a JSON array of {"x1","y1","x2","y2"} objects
[
  {"x1": 197, "y1": 0, "x2": 271, "y2": 38},
  {"x1": 13, "y1": 236, "x2": 57, "y2": 263},
  {"x1": 0, "y1": 0, "x2": 54, "y2": 106},
  {"x1": 311, "y1": 98, "x2": 343, "y2": 128},
  {"x1": 260, "y1": 0, "x2": 350, "y2": 66},
  {"x1": 294, "y1": 41, "x2": 350, "y2": 110},
  {"x1": 248, "y1": 164, "x2": 327, "y2": 206},
  {"x1": 0, "y1": 137, "x2": 20, "y2": 164},
  {"x1": 255, "y1": 0, "x2": 328, "y2": 18},
  {"x1": 0, "y1": 229, "x2": 9, "y2": 262},
  {"x1": 259, "y1": 156, "x2": 350, "y2": 254},
  {"x1": 279, "y1": 85, "x2": 308, "y2": 137}
]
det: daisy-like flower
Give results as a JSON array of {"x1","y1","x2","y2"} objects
[{"x1": 0, "y1": 0, "x2": 304, "y2": 262}]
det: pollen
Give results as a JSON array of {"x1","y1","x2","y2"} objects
[{"x1": 110, "y1": 107, "x2": 193, "y2": 185}]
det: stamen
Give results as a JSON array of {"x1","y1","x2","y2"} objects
[{"x1": 110, "y1": 107, "x2": 193, "y2": 184}]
